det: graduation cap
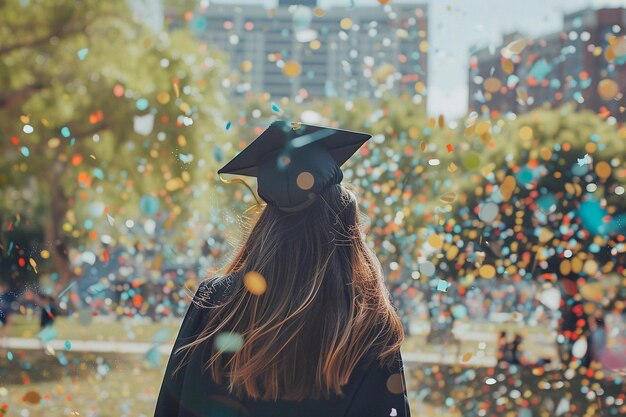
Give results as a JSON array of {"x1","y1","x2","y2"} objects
[{"x1": 217, "y1": 120, "x2": 372, "y2": 212}]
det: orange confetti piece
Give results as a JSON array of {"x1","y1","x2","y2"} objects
[{"x1": 22, "y1": 391, "x2": 41, "y2": 404}]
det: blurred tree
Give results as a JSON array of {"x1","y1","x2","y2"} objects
[
  {"x1": 0, "y1": 0, "x2": 227, "y2": 297},
  {"x1": 431, "y1": 105, "x2": 626, "y2": 364}
]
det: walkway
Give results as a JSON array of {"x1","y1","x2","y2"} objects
[{"x1": 0, "y1": 337, "x2": 497, "y2": 366}]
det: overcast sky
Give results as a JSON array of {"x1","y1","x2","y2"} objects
[{"x1": 212, "y1": 0, "x2": 624, "y2": 120}]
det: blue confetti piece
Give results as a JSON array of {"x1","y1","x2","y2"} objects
[
  {"x1": 56, "y1": 351, "x2": 68, "y2": 366},
  {"x1": 225, "y1": 121, "x2": 232, "y2": 130},
  {"x1": 20, "y1": 146, "x2": 29, "y2": 157},
  {"x1": 136, "y1": 98, "x2": 149, "y2": 111},
  {"x1": 92, "y1": 168, "x2": 105, "y2": 180},
  {"x1": 436, "y1": 279, "x2": 450, "y2": 292},
  {"x1": 7, "y1": 241, "x2": 13, "y2": 255},
  {"x1": 271, "y1": 102, "x2": 281, "y2": 113},
  {"x1": 61, "y1": 127, "x2": 71, "y2": 138},
  {"x1": 528, "y1": 58, "x2": 553, "y2": 81},
  {"x1": 179, "y1": 153, "x2": 193, "y2": 163},
  {"x1": 65, "y1": 340, "x2": 72, "y2": 350},
  {"x1": 7, "y1": 351, "x2": 13, "y2": 361},
  {"x1": 38, "y1": 326, "x2": 58, "y2": 343},
  {"x1": 152, "y1": 328, "x2": 171, "y2": 344},
  {"x1": 145, "y1": 347, "x2": 162, "y2": 368},
  {"x1": 213, "y1": 147, "x2": 224, "y2": 162},
  {"x1": 76, "y1": 48, "x2": 89, "y2": 60}
]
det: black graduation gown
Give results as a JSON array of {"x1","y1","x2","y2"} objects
[{"x1": 154, "y1": 277, "x2": 412, "y2": 417}]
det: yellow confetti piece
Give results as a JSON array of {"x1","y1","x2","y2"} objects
[
  {"x1": 475, "y1": 120, "x2": 490, "y2": 135},
  {"x1": 500, "y1": 175, "x2": 516, "y2": 201},
  {"x1": 461, "y1": 352, "x2": 473, "y2": 362},
  {"x1": 447, "y1": 162, "x2": 458, "y2": 173},
  {"x1": 157, "y1": 92, "x2": 170, "y2": 104},
  {"x1": 464, "y1": 124, "x2": 475, "y2": 137},
  {"x1": 437, "y1": 115, "x2": 445, "y2": 128},
  {"x1": 439, "y1": 192, "x2": 456, "y2": 204},
  {"x1": 501, "y1": 38, "x2": 527, "y2": 58},
  {"x1": 29, "y1": 258, "x2": 38, "y2": 273},
  {"x1": 240, "y1": 60, "x2": 253, "y2": 73},
  {"x1": 48, "y1": 137, "x2": 60, "y2": 149},
  {"x1": 483, "y1": 78, "x2": 502, "y2": 93},
  {"x1": 244, "y1": 271, "x2": 267, "y2": 296},
  {"x1": 283, "y1": 61, "x2": 302, "y2": 77},
  {"x1": 597, "y1": 79, "x2": 619, "y2": 100},
  {"x1": 427, "y1": 117, "x2": 436, "y2": 128},
  {"x1": 427, "y1": 234, "x2": 443, "y2": 249},
  {"x1": 518, "y1": 126, "x2": 533, "y2": 140},
  {"x1": 479, "y1": 264, "x2": 496, "y2": 279},
  {"x1": 173, "y1": 81, "x2": 180, "y2": 98},
  {"x1": 501, "y1": 59, "x2": 514, "y2": 74}
]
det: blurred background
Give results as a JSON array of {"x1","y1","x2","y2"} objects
[{"x1": 1, "y1": 0, "x2": 625, "y2": 416}]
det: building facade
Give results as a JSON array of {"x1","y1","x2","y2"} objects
[
  {"x1": 174, "y1": 0, "x2": 428, "y2": 103},
  {"x1": 468, "y1": 8, "x2": 626, "y2": 121}
]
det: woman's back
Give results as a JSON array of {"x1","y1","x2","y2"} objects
[{"x1": 155, "y1": 274, "x2": 410, "y2": 417}]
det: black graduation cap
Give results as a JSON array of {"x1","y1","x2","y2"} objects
[{"x1": 217, "y1": 120, "x2": 372, "y2": 212}]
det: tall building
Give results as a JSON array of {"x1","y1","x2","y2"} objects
[
  {"x1": 468, "y1": 8, "x2": 626, "y2": 121},
  {"x1": 182, "y1": 1, "x2": 428, "y2": 103}
]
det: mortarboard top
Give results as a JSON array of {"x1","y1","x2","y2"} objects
[{"x1": 217, "y1": 120, "x2": 372, "y2": 212}]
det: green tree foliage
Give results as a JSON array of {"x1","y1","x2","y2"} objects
[{"x1": 0, "y1": 0, "x2": 227, "y2": 291}]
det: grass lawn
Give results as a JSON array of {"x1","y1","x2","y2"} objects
[
  {"x1": 0, "y1": 350, "x2": 167, "y2": 417},
  {"x1": 8, "y1": 315, "x2": 182, "y2": 344}
]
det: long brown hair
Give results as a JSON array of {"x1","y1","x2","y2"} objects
[{"x1": 174, "y1": 182, "x2": 404, "y2": 402}]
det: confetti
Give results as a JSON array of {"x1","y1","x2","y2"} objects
[
  {"x1": 436, "y1": 279, "x2": 450, "y2": 292},
  {"x1": 135, "y1": 98, "x2": 149, "y2": 111},
  {"x1": 243, "y1": 271, "x2": 267, "y2": 296},
  {"x1": 29, "y1": 257, "x2": 38, "y2": 273},
  {"x1": 478, "y1": 202, "x2": 499, "y2": 223},
  {"x1": 225, "y1": 121, "x2": 232, "y2": 130},
  {"x1": 271, "y1": 103, "x2": 281, "y2": 113},
  {"x1": 577, "y1": 153, "x2": 591, "y2": 166},
  {"x1": 283, "y1": 61, "x2": 302, "y2": 77},
  {"x1": 597, "y1": 78, "x2": 619, "y2": 100},
  {"x1": 22, "y1": 391, "x2": 41, "y2": 404},
  {"x1": 214, "y1": 332, "x2": 244, "y2": 353},
  {"x1": 76, "y1": 48, "x2": 89, "y2": 60}
]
